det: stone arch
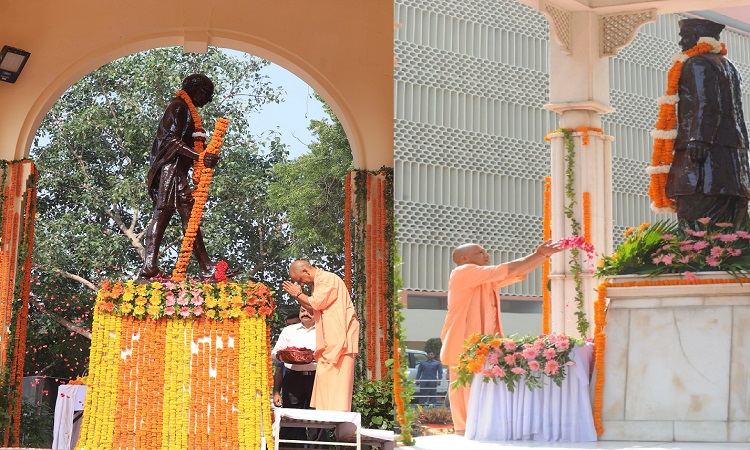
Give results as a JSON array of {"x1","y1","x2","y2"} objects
[{"x1": 15, "y1": 33, "x2": 367, "y2": 168}]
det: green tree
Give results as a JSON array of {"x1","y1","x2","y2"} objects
[
  {"x1": 267, "y1": 95, "x2": 353, "y2": 276},
  {"x1": 423, "y1": 338, "x2": 442, "y2": 357},
  {"x1": 27, "y1": 47, "x2": 291, "y2": 378}
]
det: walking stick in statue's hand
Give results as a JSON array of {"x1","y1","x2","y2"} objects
[{"x1": 171, "y1": 117, "x2": 229, "y2": 282}]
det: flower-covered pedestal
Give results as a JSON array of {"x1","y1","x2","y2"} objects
[
  {"x1": 75, "y1": 280, "x2": 275, "y2": 450},
  {"x1": 599, "y1": 272, "x2": 750, "y2": 442}
]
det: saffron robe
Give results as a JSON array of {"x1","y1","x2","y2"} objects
[
  {"x1": 440, "y1": 263, "x2": 524, "y2": 432},
  {"x1": 307, "y1": 269, "x2": 360, "y2": 411}
]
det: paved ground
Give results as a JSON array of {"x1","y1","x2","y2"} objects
[{"x1": 411, "y1": 434, "x2": 750, "y2": 450}]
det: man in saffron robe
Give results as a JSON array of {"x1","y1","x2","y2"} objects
[
  {"x1": 440, "y1": 240, "x2": 563, "y2": 434},
  {"x1": 282, "y1": 260, "x2": 360, "y2": 411},
  {"x1": 139, "y1": 74, "x2": 238, "y2": 281}
]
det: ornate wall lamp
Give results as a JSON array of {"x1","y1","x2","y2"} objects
[{"x1": 0, "y1": 46, "x2": 31, "y2": 83}]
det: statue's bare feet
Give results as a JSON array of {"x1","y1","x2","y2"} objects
[{"x1": 136, "y1": 269, "x2": 165, "y2": 283}]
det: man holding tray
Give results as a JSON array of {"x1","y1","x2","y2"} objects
[{"x1": 272, "y1": 306, "x2": 319, "y2": 444}]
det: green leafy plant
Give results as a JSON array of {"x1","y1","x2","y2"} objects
[
  {"x1": 413, "y1": 405, "x2": 452, "y2": 426},
  {"x1": 351, "y1": 378, "x2": 395, "y2": 430},
  {"x1": 596, "y1": 221, "x2": 678, "y2": 276},
  {"x1": 596, "y1": 219, "x2": 750, "y2": 278},
  {"x1": 19, "y1": 398, "x2": 53, "y2": 448}
]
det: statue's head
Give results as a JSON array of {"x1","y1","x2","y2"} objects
[
  {"x1": 181, "y1": 74, "x2": 214, "y2": 107},
  {"x1": 678, "y1": 18, "x2": 725, "y2": 51}
]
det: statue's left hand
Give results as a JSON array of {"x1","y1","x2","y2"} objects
[
  {"x1": 204, "y1": 153, "x2": 219, "y2": 169},
  {"x1": 687, "y1": 141, "x2": 709, "y2": 164}
]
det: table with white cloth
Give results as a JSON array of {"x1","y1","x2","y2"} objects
[
  {"x1": 465, "y1": 342, "x2": 596, "y2": 442},
  {"x1": 52, "y1": 384, "x2": 87, "y2": 450}
]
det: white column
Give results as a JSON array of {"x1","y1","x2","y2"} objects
[{"x1": 536, "y1": 2, "x2": 655, "y2": 337}]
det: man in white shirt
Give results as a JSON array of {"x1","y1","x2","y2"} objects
[{"x1": 271, "y1": 307, "x2": 318, "y2": 445}]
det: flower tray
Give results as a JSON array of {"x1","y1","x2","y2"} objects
[{"x1": 277, "y1": 347, "x2": 314, "y2": 364}]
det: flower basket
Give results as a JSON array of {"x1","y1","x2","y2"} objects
[{"x1": 277, "y1": 347, "x2": 315, "y2": 364}]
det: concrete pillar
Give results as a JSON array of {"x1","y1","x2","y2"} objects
[{"x1": 533, "y1": 1, "x2": 656, "y2": 337}]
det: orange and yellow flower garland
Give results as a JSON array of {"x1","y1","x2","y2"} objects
[
  {"x1": 582, "y1": 191, "x2": 592, "y2": 244},
  {"x1": 174, "y1": 90, "x2": 206, "y2": 186},
  {"x1": 358, "y1": 171, "x2": 392, "y2": 378},
  {"x1": 77, "y1": 281, "x2": 274, "y2": 450},
  {"x1": 542, "y1": 176, "x2": 552, "y2": 334},
  {"x1": 544, "y1": 127, "x2": 604, "y2": 145},
  {"x1": 172, "y1": 115, "x2": 229, "y2": 281},
  {"x1": 592, "y1": 276, "x2": 749, "y2": 436},
  {"x1": 647, "y1": 38, "x2": 726, "y2": 213},
  {"x1": 0, "y1": 161, "x2": 37, "y2": 447}
]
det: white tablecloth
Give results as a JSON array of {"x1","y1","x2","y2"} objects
[
  {"x1": 465, "y1": 343, "x2": 596, "y2": 442},
  {"x1": 52, "y1": 384, "x2": 87, "y2": 450}
]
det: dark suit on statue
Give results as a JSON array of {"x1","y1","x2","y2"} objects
[{"x1": 666, "y1": 52, "x2": 750, "y2": 226}]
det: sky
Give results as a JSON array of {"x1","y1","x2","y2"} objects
[{"x1": 247, "y1": 62, "x2": 328, "y2": 159}]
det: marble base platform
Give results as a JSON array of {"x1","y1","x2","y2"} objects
[{"x1": 599, "y1": 272, "x2": 750, "y2": 442}]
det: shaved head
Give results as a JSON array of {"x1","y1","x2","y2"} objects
[
  {"x1": 289, "y1": 260, "x2": 316, "y2": 285},
  {"x1": 290, "y1": 260, "x2": 313, "y2": 275},
  {"x1": 453, "y1": 244, "x2": 490, "y2": 266}
]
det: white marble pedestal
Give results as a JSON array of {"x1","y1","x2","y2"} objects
[{"x1": 599, "y1": 272, "x2": 750, "y2": 442}]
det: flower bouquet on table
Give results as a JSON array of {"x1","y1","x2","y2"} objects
[
  {"x1": 595, "y1": 218, "x2": 750, "y2": 279},
  {"x1": 277, "y1": 346, "x2": 315, "y2": 364},
  {"x1": 454, "y1": 333, "x2": 585, "y2": 393}
]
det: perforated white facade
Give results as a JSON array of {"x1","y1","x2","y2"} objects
[{"x1": 394, "y1": 2, "x2": 750, "y2": 308}]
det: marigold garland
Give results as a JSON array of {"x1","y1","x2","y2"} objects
[
  {"x1": 544, "y1": 127, "x2": 604, "y2": 145},
  {"x1": 546, "y1": 128, "x2": 594, "y2": 336},
  {"x1": 592, "y1": 275, "x2": 750, "y2": 436},
  {"x1": 172, "y1": 116, "x2": 229, "y2": 281},
  {"x1": 583, "y1": 192, "x2": 592, "y2": 244},
  {"x1": 0, "y1": 161, "x2": 37, "y2": 446},
  {"x1": 542, "y1": 176, "x2": 552, "y2": 334},
  {"x1": 647, "y1": 37, "x2": 727, "y2": 213},
  {"x1": 76, "y1": 281, "x2": 274, "y2": 449},
  {"x1": 174, "y1": 90, "x2": 207, "y2": 186}
]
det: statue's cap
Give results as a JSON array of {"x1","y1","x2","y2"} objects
[{"x1": 678, "y1": 18, "x2": 725, "y2": 38}]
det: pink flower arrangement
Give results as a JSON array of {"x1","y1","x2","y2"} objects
[
  {"x1": 649, "y1": 219, "x2": 750, "y2": 276},
  {"x1": 597, "y1": 219, "x2": 750, "y2": 278},
  {"x1": 455, "y1": 333, "x2": 583, "y2": 392}
]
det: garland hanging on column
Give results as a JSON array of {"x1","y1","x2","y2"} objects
[
  {"x1": 542, "y1": 176, "x2": 552, "y2": 334},
  {"x1": 544, "y1": 128, "x2": 602, "y2": 337},
  {"x1": 348, "y1": 168, "x2": 394, "y2": 382},
  {"x1": 0, "y1": 160, "x2": 37, "y2": 447}
]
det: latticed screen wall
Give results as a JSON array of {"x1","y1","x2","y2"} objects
[{"x1": 394, "y1": 0, "x2": 750, "y2": 297}]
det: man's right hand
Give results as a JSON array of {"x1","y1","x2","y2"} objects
[
  {"x1": 203, "y1": 153, "x2": 219, "y2": 169},
  {"x1": 273, "y1": 391, "x2": 282, "y2": 407}
]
